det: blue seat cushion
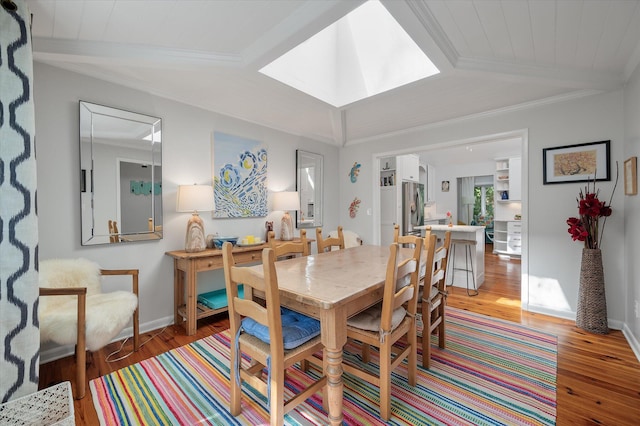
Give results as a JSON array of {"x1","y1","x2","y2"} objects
[{"x1": 241, "y1": 307, "x2": 321, "y2": 350}]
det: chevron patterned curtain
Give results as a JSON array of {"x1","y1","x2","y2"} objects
[{"x1": 0, "y1": 0, "x2": 40, "y2": 402}]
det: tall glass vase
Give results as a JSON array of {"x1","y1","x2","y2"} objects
[{"x1": 576, "y1": 248, "x2": 609, "y2": 334}]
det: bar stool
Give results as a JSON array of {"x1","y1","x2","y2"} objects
[{"x1": 449, "y1": 239, "x2": 479, "y2": 296}]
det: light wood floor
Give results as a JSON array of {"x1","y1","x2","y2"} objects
[{"x1": 40, "y1": 245, "x2": 640, "y2": 425}]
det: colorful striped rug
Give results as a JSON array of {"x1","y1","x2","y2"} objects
[{"x1": 90, "y1": 308, "x2": 557, "y2": 425}]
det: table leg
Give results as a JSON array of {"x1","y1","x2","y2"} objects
[
  {"x1": 173, "y1": 260, "x2": 183, "y2": 326},
  {"x1": 185, "y1": 260, "x2": 197, "y2": 335},
  {"x1": 321, "y1": 307, "x2": 347, "y2": 425}
]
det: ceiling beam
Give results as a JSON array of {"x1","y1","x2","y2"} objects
[
  {"x1": 32, "y1": 37, "x2": 242, "y2": 68},
  {"x1": 454, "y1": 56, "x2": 625, "y2": 91}
]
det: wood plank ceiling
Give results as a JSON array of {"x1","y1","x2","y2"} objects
[{"x1": 26, "y1": 0, "x2": 640, "y2": 146}]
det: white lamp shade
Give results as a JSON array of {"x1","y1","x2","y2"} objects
[
  {"x1": 176, "y1": 184, "x2": 214, "y2": 213},
  {"x1": 273, "y1": 191, "x2": 300, "y2": 211}
]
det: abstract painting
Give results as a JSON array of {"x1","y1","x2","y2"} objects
[{"x1": 212, "y1": 132, "x2": 268, "y2": 217}]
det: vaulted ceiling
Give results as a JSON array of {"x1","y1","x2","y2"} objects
[{"x1": 27, "y1": 0, "x2": 640, "y2": 147}]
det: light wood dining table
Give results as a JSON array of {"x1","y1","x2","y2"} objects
[{"x1": 245, "y1": 244, "x2": 413, "y2": 425}]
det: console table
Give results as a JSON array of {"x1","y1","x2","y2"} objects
[{"x1": 166, "y1": 239, "x2": 311, "y2": 335}]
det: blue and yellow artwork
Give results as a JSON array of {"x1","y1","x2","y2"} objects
[{"x1": 213, "y1": 132, "x2": 268, "y2": 218}]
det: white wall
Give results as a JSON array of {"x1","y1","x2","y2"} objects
[
  {"x1": 624, "y1": 63, "x2": 640, "y2": 353},
  {"x1": 340, "y1": 90, "x2": 626, "y2": 328},
  {"x1": 34, "y1": 63, "x2": 339, "y2": 360}
]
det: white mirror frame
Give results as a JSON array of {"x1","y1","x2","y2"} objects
[{"x1": 296, "y1": 150, "x2": 323, "y2": 229}]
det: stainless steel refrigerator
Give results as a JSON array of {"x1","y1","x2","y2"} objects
[{"x1": 402, "y1": 182, "x2": 425, "y2": 236}]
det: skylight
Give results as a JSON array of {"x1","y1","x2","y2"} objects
[{"x1": 259, "y1": 0, "x2": 439, "y2": 108}]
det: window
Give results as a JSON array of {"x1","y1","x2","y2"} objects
[{"x1": 473, "y1": 175, "x2": 494, "y2": 222}]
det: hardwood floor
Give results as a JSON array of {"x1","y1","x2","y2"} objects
[{"x1": 40, "y1": 244, "x2": 640, "y2": 425}]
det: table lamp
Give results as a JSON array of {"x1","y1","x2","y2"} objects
[
  {"x1": 273, "y1": 191, "x2": 299, "y2": 241},
  {"x1": 177, "y1": 184, "x2": 214, "y2": 252}
]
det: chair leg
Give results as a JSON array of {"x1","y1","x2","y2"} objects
[
  {"x1": 229, "y1": 349, "x2": 242, "y2": 416},
  {"x1": 361, "y1": 343, "x2": 371, "y2": 363},
  {"x1": 300, "y1": 359, "x2": 310, "y2": 371},
  {"x1": 379, "y1": 342, "x2": 392, "y2": 421},
  {"x1": 270, "y1": 367, "x2": 285, "y2": 426},
  {"x1": 408, "y1": 318, "x2": 417, "y2": 387},
  {"x1": 133, "y1": 308, "x2": 140, "y2": 351},
  {"x1": 75, "y1": 292, "x2": 87, "y2": 399},
  {"x1": 74, "y1": 345, "x2": 86, "y2": 400},
  {"x1": 438, "y1": 301, "x2": 446, "y2": 349},
  {"x1": 422, "y1": 299, "x2": 433, "y2": 369},
  {"x1": 322, "y1": 349, "x2": 329, "y2": 412}
]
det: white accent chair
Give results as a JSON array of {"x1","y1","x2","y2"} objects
[{"x1": 39, "y1": 258, "x2": 139, "y2": 399}]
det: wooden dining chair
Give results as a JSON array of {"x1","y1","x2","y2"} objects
[
  {"x1": 221, "y1": 243, "x2": 327, "y2": 426},
  {"x1": 108, "y1": 220, "x2": 120, "y2": 243},
  {"x1": 421, "y1": 230, "x2": 451, "y2": 368},
  {"x1": 315, "y1": 225, "x2": 345, "y2": 253},
  {"x1": 393, "y1": 224, "x2": 451, "y2": 368},
  {"x1": 268, "y1": 229, "x2": 309, "y2": 259},
  {"x1": 342, "y1": 240, "x2": 423, "y2": 421}
]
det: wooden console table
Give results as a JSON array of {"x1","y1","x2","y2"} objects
[{"x1": 166, "y1": 238, "x2": 311, "y2": 335}]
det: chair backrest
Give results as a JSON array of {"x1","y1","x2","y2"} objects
[
  {"x1": 332, "y1": 229, "x2": 362, "y2": 248},
  {"x1": 108, "y1": 220, "x2": 120, "y2": 243},
  {"x1": 434, "y1": 231, "x2": 452, "y2": 290},
  {"x1": 393, "y1": 225, "x2": 431, "y2": 244},
  {"x1": 222, "y1": 242, "x2": 284, "y2": 355},
  {"x1": 394, "y1": 224, "x2": 432, "y2": 282},
  {"x1": 316, "y1": 226, "x2": 345, "y2": 253},
  {"x1": 268, "y1": 229, "x2": 309, "y2": 259},
  {"x1": 380, "y1": 240, "x2": 422, "y2": 332},
  {"x1": 393, "y1": 224, "x2": 431, "y2": 246}
]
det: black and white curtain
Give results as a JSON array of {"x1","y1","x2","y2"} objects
[{"x1": 0, "y1": 0, "x2": 40, "y2": 402}]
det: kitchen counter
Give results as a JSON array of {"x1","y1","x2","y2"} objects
[
  {"x1": 415, "y1": 224, "x2": 485, "y2": 289},
  {"x1": 416, "y1": 224, "x2": 485, "y2": 232},
  {"x1": 423, "y1": 214, "x2": 447, "y2": 225}
]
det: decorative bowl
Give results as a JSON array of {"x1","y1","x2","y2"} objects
[{"x1": 212, "y1": 236, "x2": 238, "y2": 249}]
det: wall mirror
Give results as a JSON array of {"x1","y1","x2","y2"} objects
[
  {"x1": 80, "y1": 101, "x2": 162, "y2": 245},
  {"x1": 296, "y1": 150, "x2": 323, "y2": 229}
]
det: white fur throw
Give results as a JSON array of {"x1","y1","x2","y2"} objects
[{"x1": 39, "y1": 258, "x2": 137, "y2": 351}]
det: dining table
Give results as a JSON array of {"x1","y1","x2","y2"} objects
[{"x1": 245, "y1": 244, "x2": 414, "y2": 425}]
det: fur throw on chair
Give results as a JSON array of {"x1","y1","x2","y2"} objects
[{"x1": 39, "y1": 258, "x2": 138, "y2": 351}]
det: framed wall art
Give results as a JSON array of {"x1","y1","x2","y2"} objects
[
  {"x1": 542, "y1": 140, "x2": 610, "y2": 184},
  {"x1": 624, "y1": 156, "x2": 637, "y2": 196},
  {"x1": 212, "y1": 131, "x2": 268, "y2": 218}
]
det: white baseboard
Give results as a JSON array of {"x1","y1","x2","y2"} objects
[
  {"x1": 622, "y1": 323, "x2": 640, "y2": 363},
  {"x1": 39, "y1": 315, "x2": 175, "y2": 364}
]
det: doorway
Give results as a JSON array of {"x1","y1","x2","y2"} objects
[{"x1": 372, "y1": 129, "x2": 528, "y2": 309}]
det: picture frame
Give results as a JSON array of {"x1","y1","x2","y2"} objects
[
  {"x1": 441, "y1": 180, "x2": 450, "y2": 192},
  {"x1": 542, "y1": 140, "x2": 610, "y2": 184},
  {"x1": 624, "y1": 156, "x2": 637, "y2": 195}
]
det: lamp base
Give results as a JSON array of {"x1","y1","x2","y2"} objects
[
  {"x1": 185, "y1": 213, "x2": 206, "y2": 252},
  {"x1": 280, "y1": 211, "x2": 294, "y2": 241}
]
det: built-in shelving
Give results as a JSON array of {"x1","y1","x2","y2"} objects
[
  {"x1": 493, "y1": 220, "x2": 521, "y2": 257},
  {"x1": 380, "y1": 156, "x2": 396, "y2": 186},
  {"x1": 494, "y1": 157, "x2": 522, "y2": 258}
]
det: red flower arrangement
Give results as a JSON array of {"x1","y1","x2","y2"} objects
[{"x1": 566, "y1": 169, "x2": 617, "y2": 249}]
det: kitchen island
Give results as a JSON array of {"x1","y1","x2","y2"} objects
[{"x1": 415, "y1": 224, "x2": 485, "y2": 289}]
